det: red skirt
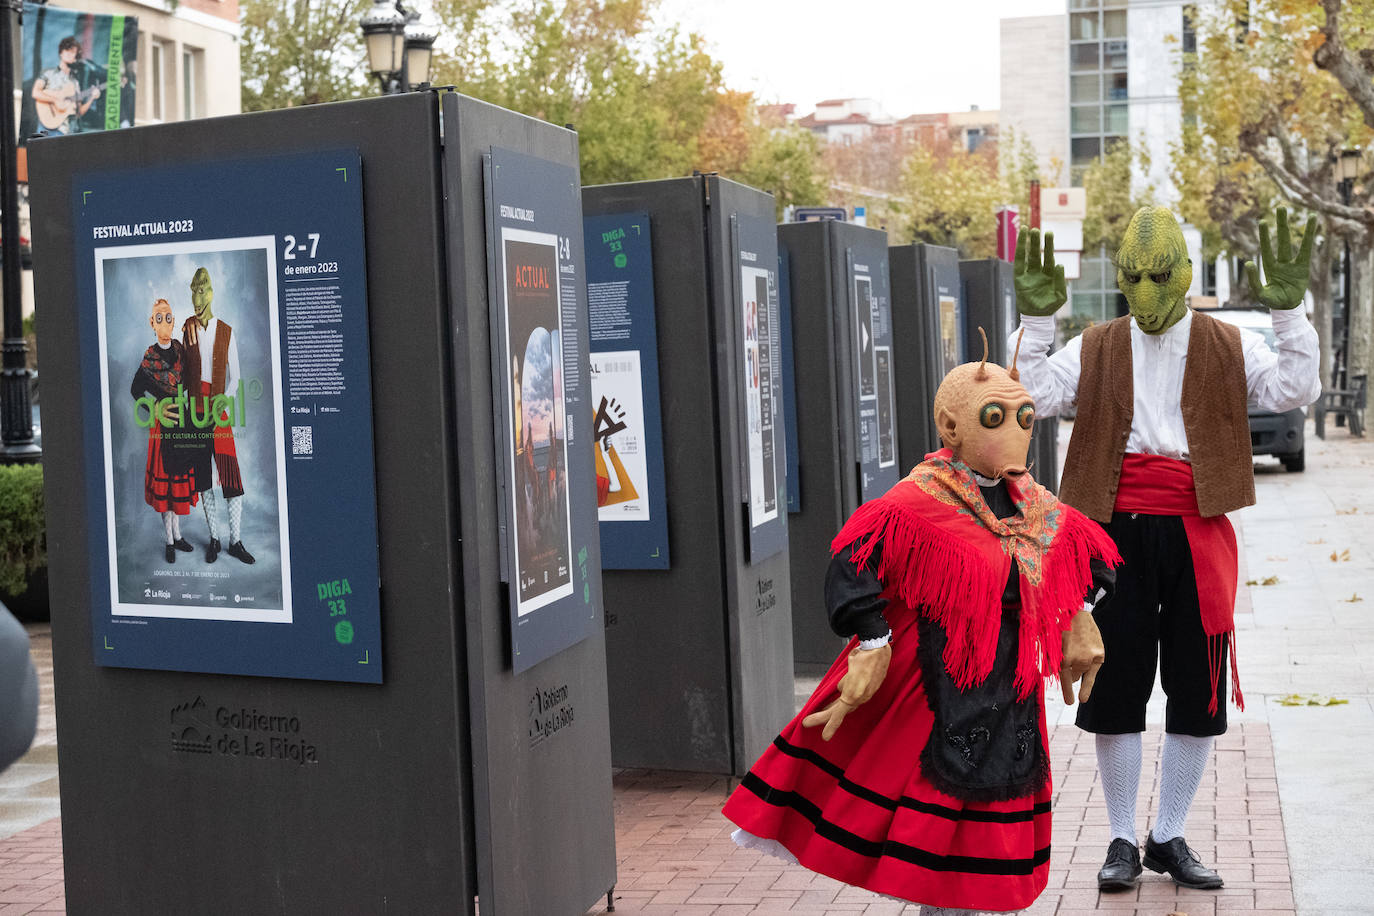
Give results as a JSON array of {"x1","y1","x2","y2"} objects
[
  {"x1": 722, "y1": 609, "x2": 1052, "y2": 912},
  {"x1": 144, "y1": 424, "x2": 198, "y2": 515}
]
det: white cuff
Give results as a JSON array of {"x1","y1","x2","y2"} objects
[
  {"x1": 1269, "y1": 307, "x2": 1313, "y2": 336},
  {"x1": 858, "y1": 630, "x2": 892, "y2": 650}
]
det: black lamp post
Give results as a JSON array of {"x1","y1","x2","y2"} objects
[
  {"x1": 1335, "y1": 147, "x2": 1361, "y2": 392},
  {"x1": 361, "y1": 0, "x2": 438, "y2": 96},
  {"x1": 0, "y1": 0, "x2": 38, "y2": 464}
]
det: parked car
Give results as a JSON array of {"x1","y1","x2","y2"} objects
[{"x1": 1207, "y1": 307, "x2": 1306, "y2": 472}]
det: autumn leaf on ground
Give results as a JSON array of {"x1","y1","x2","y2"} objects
[
  {"x1": 1337, "y1": 507, "x2": 1359, "y2": 515},
  {"x1": 1276, "y1": 694, "x2": 1350, "y2": 707},
  {"x1": 1343, "y1": 593, "x2": 1363, "y2": 603},
  {"x1": 1309, "y1": 538, "x2": 1327, "y2": 544},
  {"x1": 1265, "y1": 555, "x2": 1288, "y2": 562},
  {"x1": 1330, "y1": 549, "x2": 1352, "y2": 563},
  {"x1": 1245, "y1": 576, "x2": 1280, "y2": 586}
]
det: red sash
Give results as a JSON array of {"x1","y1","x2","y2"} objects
[{"x1": 1113, "y1": 453, "x2": 1243, "y2": 713}]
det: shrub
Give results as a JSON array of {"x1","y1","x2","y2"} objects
[{"x1": 0, "y1": 464, "x2": 45, "y2": 596}]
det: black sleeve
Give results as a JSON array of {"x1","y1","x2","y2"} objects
[
  {"x1": 1086, "y1": 556, "x2": 1116, "y2": 608},
  {"x1": 825, "y1": 541, "x2": 890, "y2": 640},
  {"x1": 131, "y1": 365, "x2": 152, "y2": 400}
]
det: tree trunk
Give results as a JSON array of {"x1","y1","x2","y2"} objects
[
  {"x1": 1310, "y1": 234, "x2": 1335, "y2": 388},
  {"x1": 1348, "y1": 241, "x2": 1374, "y2": 386}
]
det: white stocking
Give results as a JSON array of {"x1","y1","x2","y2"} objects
[
  {"x1": 1096, "y1": 732, "x2": 1143, "y2": 843},
  {"x1": 200, "y1": 489, "x2": 221, "y2": 541},
  {"x1": 1152, "y1": 733, "x2": 1212, "y2": 843},
  {"x1": 227, "y1": 495, "x2": 243, "y2": 544},
  {"x1": 160, "y1": 510, "x2": 176, "y2": 545}
]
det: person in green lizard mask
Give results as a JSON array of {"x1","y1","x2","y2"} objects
[{"x1": 1007, "y1": 206, "x2": 1322, "y2": 895}]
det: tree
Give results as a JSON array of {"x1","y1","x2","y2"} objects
[
  {"x1": 240, "y1": 0, "x2": 372, "y2": 111},
  {"x1": 1082, "y1": 138, "x2": 1155, "y2": 255},
  {"x1": 1176, "y1": 0, "x2": 1374, "y2": 384},
  {"x1": 892, "y1": 144, "x2": 1004, "y2": 257}
]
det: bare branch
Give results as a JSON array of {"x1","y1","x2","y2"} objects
[
  {"x1": 1241, "y1": 132, "x2": 1371, "y2": 227},
  {"x1": 1314, "y1": 0, "x2": 1374, "y2": 131}
]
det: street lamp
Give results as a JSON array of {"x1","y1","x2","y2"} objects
[
  {"x1": 1335, "y1": 147, "x2": 1361, "y2": 391},
  {"x1": 0, "y1": 0, "x2": 38, "y2": 463},
  {"x1": 361, "y1": 0, "x2": 437, "y2": 95}
]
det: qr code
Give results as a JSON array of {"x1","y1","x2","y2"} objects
[{"x1": 291, "y1": 426, "x2": 313, "y2": 456}]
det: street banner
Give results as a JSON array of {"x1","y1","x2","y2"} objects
[
  {"x1": 21, "y1": 3, "x2": 138, "y2": 143},
  {"x1": 73, "y1": 150, "x2": 383, "y2": 683},
  {"x1": 584, "y1": 210, "x2": 671, "y2": 569}
]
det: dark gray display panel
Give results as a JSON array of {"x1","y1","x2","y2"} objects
[
  {"x1": 891, "y1": 243, "x2": 962, "y2": 468},
  {"x1": 584, "y1": 176, "x2": 794, "y2": 776},
  {"x1": 442, "y1": 93, "x2": 615, "y2": 915},
  {"x1": 31, "y1": 94, "x2": 478, "y2": 916},
  {"x1": 778, "y1": 221, "x2": 898, "y2": 668}
]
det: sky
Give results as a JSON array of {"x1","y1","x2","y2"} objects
[{"x1": 652, "y1": 0, "x2": 1065, "y2": 119}]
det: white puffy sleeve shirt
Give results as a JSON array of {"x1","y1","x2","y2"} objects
[{"x1": 1008, "y1": 309, "x2": 1322, "y2": 461}]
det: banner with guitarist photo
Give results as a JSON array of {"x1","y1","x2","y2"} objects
[{"x1": 20, "y1": 3, "x2": 138, "y2": 145}]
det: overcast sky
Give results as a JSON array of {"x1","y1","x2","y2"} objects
[{"x1": 652, "y1": 0, "x2": 1065, "y2": 119}]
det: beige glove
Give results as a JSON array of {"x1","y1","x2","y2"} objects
[
  {"x1": 802, "y1": 643, "x2": 891, "y2": 741},
  {"x1": 1060, "y1": 608, "x2": 1105, "y2": 704}
]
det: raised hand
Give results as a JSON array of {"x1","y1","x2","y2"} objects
[
  {"x1": 801, "y1": 643, "x2": 891, "y2": 741},
  {"x1": 1244, "y1": 207, "x2": 1316, "y2": 311},
  {"x1": 1014, "y1": 228, "x2": 1068, "y2": 318}
]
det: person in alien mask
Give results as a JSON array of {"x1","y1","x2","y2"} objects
[
  {"x1": 1011, "y1": 207, "x2": 1321, "y2": 892},
  {"x1": 181, "y1": 266, "x2": 254, "y2": 565},
  {"x1": 724, "y1": 336, "x2": 1120, "y2": 915}
]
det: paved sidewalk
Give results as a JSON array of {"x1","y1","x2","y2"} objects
[{"x1": 3, "y1": 423, "x2": 1369, "y2": 915}]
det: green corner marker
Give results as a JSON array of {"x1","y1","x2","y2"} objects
[
  {"x1": 334, "y1": 619, "x2": 354, "y2": 645},
  {"x1": 83, "y1": 191, "x2": 93, "y2": 205},
  {"x1": 103, "y1": 636, "x2": 113, "y2": 650},
  {"x1": 357, "y1": 650, "x2": 370, "y2": 665},
  {"x1": 335, "y1": 167, "x2": 348, "y2": 182}
]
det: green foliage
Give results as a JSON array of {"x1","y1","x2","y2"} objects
[
  {"x1": 240, "y1": 0, "x2": 372, "y2": 111},
  {"x1": 893, "y1": 145, "x2": 1004, "y2": 257},
  {"x1": 0, "y1": 465, "x2": 45, "y2": 597},
  {"x1": 1082, "y1": 138, "x2": 1154, "y2": 255}
]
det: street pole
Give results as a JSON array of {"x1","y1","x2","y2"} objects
[{"x1": 0, "y1": 0, "x2": 38, "y2": 463}]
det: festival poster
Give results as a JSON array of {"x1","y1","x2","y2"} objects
[
  {"x1": 876, "y1": 345, "x2": 896, "y2": 469},
  {"x1": 97, "y1": 241, "x2": 289, "y2": 622},
  {"x1": 590, "y1": 351, "x2": 650, "y2": 521},
  {"x1": 583, "y1": 210, "x2": 670, "y2": 569},
  {"x1": 855, "y1": 274, "x2": 876, "y2": 399},
  {"x1": 742, "y1": 264, "x2": 778, "y2": 526},
  {"x1": 21, "y1": 3, "x2": 138, "y2": 144},
  {"x1": 502, "y1": 228, "x2": 574, "y2": 617},
  {"x1": 940, "y1": 294, "x2": 960, "y2": 375},
  {"x1": 72, "y1": 150, "x2": 383, "y2": 684}
]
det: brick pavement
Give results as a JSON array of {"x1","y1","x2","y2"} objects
[{"x1": 589, "y1": 721, "x2": 1294, "y2": 916}]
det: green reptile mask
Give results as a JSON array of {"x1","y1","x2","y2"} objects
[{"x1": 1115, "y1": 206, "x2": 1193, "y2": 335}]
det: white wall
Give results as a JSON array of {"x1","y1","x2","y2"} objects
[{"x1": 1000, "y1": 14, "x2": 1069, "y2": 185}]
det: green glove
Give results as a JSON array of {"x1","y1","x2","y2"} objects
[
  {"x1": 1014, "y1": 228, "x2": 1068, "y2": 317},
  {"x1": 1244, "y1": 207, "x2": 1316, "y2": 311}
]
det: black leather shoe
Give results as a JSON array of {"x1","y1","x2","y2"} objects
[
  {"x1": 165, "y1": 545, "x2": 176, "y2": 563},
  {"x1": 1097, "y1": 837, "x2": 1142, "y2": 891},
  {"x1": 1143, "y1": 834, "x2": 1223, "y2": 889},
  {"x1": 172, "y1": 538, "x2": 193, "y2": 553},
  {"x1": 227, "y1": 541, "x2": 255, "y2": 565},
  {"x1": 206, "y1": 537, "x2": 221, "y2": 563}
]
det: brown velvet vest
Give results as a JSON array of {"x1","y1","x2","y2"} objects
[{"x1": 1058, "y1": 311, "x2": 1254, "y2": 522}]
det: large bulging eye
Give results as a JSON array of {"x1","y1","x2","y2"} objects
[
  {"x1": 1123, "y1": 272, "x2": 1142, "y2": 284},
  {"x1": 980, "y1": 403, "x2": 1005, "y2": 428},
  {"x1": 1017, "y1": 404, "x2": 1035, "y2": 429},
  {"x1": 1149, "y1": 270, "x2": 1173, "y2": 283}
]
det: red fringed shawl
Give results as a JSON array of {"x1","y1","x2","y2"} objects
[{"x1": 831, "y1": 449, "x2": 1121, "y2": 701}]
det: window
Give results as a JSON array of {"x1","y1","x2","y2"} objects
[
  {"x1": 1105, "y1": 104, "x2": 1129, "y2": 135},
  {"x1": 1070, "y1": 0, "x2": 1099, "y2": 8},
  {"x1": 1071, "y1": 106, "x2": 1102, "y2": 134},
  {"x1": 966, "y1": 128, "x2": 985, "y2": 153},
  {"x1": 1071, "y1": 74, "x2": 1101, "y2": 104},
  {"x1": 183, "y1": 47, "x2": 204, "y2": 120},
  {"x1": 1108, "y1": 72, "x2": 1129, "y2": 100},
  {"x1": 1104, "y1": 39, "x2": 1128, "y2": 70},
  {"x1": 1182, "y1": 4, "x2": 1198, "y2": 54},
  {"x1": 1072, "y1": 43, "x2": 1101, "y2": 71},
  {"x1": 1071, "y1": 12, "x2": 1100, "y2": 40},
  {"x1": 1103, "y1": 9, "x2": 1127, "y2": 38},
  {"x1": 150, "y1": 40, "x2": 166, "y2": 120},
  {"x1": 1071, "y1": 136, "x2": 1101, "y2": 166}
]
